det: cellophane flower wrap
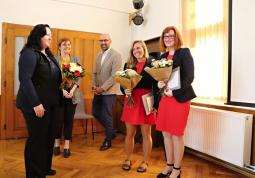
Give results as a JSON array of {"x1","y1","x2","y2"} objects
[
  {"x1": 144, "y1": 58, "x2": 173, "y2": 95},
  {"x1": 114, "y1": 69, "x2": 142, "y2": 107},
  {"x1": 60, "y1": 62, "x2": 85, "y2": 89}
]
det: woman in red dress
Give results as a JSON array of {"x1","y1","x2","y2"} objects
[
  {"x1": 156, "y1": 26, "x2": 196, "y2": 178},
  {"x1": 121, "y1": 40, "x2": 157, "y2": 173}
]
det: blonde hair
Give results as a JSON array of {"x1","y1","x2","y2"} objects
[
  {"x1": 127, "y1": 40, "x2": 149, "y2": 68},
  {"x1": 159, "y1": 26, "x2": 183, "y2": 52}
]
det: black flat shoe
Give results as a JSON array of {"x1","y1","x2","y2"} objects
[
  {"x1": 47, "y1": 169, "x2": 56, "y2": 176},
  {"x1": 53, "y1": 146, "x2": 60, "y2": 156},
  {"x1": 99, "y1": 140, "x2": 111, "y2": 151},
  {"x1": 63, "y1": 148, "x2": 71, "y2": 158}
]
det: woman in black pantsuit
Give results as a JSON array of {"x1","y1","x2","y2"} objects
[{"x1": 16, "y1": 24, "x2": 62, "y2": 178}]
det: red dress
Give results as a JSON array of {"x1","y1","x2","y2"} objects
[
  {"x1": 156, "y1": 54, "x2": 191, "y2": 136},
  {"x1": 121, "y1": 61, "x2": 156, "y2": 125}
]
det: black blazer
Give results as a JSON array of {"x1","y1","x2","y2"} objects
[
  {"x1": 121, "y1": 56, "x2": 158, "y2": 94},
  {"x1": 16, "y1": 48, "x2": 62, "y2": 112},
  {"x1": 161, "y1": 48, "x2": 196, "y2": 102}
]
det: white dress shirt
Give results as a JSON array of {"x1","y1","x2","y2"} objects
[{"x1": 101, "y1": 47, "x2": 111, "y2": 66}]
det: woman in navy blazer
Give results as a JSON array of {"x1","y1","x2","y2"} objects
[
  {"x1": 156, "y1": 26, "x2": 196, "y2": 178},
  {"x1": 16, "y1": 24, "x2": 62, "y2": 178},
  {"x1": 53, "y1": 38, "x2": 80, "y2": 158}
]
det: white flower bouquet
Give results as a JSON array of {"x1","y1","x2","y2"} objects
[
  {"x1": 114, "y1": 69, "x2": 142, "y2": 106},
  {"x1": 144, "y1": 59, "x2": 173, "y2": 81}
]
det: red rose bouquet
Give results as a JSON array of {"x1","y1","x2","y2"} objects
[{"x1": 60, "y1": 62, "x2": 85, "y2": 89}]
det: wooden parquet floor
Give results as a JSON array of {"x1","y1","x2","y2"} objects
[{"x1": 0, "y1": 133, "x2": 249, "y2": 178}]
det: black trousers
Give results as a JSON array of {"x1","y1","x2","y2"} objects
[
  {"x1": 22, "y1": 106, "x2": 58, "y2": 178},
  {"x1": 92, "y1": 94, "x2": 116, "y2": 142},
  {"x1": 56, "y1": 98, "x2": 77, "y2": 140}
]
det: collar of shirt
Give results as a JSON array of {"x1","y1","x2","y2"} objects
[{"x1": 101, "y1": 47, "x2": 111, "y2": 65}]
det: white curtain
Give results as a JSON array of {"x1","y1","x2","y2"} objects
[{"x1": 182, "y1": 0, "x2": 228, "y2": 101}]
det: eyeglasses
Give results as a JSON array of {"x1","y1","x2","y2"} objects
[
  {"x1": 99, "y1": 39, "x2": 110, "y2": 43},
  {"x1": 163, "y1": 35, "x2": 176, "y2": 39}
]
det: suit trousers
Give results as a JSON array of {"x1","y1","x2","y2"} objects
[
  {"x1": 22, "y1": 106, "x2": 58, "y2": 178},
  {"x1": 55, "y1": 98, "x2": 77, "y2": 140},
  {"x1": 92, "y1": 94, "x2": 116, "y2": 142}
]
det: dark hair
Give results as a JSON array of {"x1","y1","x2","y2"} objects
[{"x1": 21, "y1": 24, "x2": 53, "y2": 56}]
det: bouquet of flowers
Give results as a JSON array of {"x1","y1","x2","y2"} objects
[
  {"x1": 60, "y1": 62, "x2": 85, "y2": 89},
  {"x1": 144, "y1": 59, "x2": 173, "y2": 81},
  {"x1": 114, "y1": 69, "x2": 142, "y2": 106},
  {"x1": 144, "y1": 59, "x2": 173, "y2": 95}
]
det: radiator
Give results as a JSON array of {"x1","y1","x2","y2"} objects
[{"x1": 184, "y1": 105, "x2": 253, "y2": 167}]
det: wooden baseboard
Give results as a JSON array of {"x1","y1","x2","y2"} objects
[{"x1": 185, "y1": 147, "x2": 255, "y2": 178}]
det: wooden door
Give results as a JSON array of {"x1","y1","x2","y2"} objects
[
  {"x1": 1, "y1": 23, "x2": 101, "y2": 139},
  {"x1": 2, "y1": 23, "x2": 32, "y2": 138},
  {"x1": 1, "y1": 23, "x2": 59, "y2": 139},
  {"x1": 56, "y1": 29, "x2": 102, "y2": 133}
]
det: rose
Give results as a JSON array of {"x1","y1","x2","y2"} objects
[
  {"x1": 65, "y1": 63, "x2": 71, "y2": 69},
  {"x1": 74, "y1": 71, "x2": 80, "y2": 77}
]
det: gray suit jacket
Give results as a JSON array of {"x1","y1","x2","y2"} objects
[{"x1": 92, "y1": 48, "x2": 122, "y2": 95}]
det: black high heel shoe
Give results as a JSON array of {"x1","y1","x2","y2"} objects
[
  {"x1": 157, "y1": 163, "x2": 173, "y2": 178},
  {"x1": 169, "y1": 166, "x2": 181, "y2": 178}
]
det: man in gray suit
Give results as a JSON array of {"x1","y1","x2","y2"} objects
[{"x1": 92, "y1": 34, "x2": 122, "y2": 151}]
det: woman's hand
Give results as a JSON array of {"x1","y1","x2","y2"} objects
[
  {"x1": 68, "y1": 84, "x2": 77, "y2": 98},
  {"x1": 164, "y1": 87, "x2": 173, "y2": 96},
  {"x1": 157, "y1": 81, "x2": 166, "y2": 89},
  {"x1": 63, "y1": 89, "x2": 71, "y2": 98},
  {"x1": 33, "y1": 104, "x2": 45, "y2": 118},
  {"x1": 124, "y1": 89, "x2": 132, "y2": 96}
]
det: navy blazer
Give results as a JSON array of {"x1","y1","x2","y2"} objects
[
  {"x1": 16, "y1": 48, "x2": 62, "y2": 112},
  {"x1": 161, "y1": 48, "x2": 196, "y2": 102}
]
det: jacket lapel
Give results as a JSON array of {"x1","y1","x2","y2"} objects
[{"x1": 99, "y1": 49, "x2": 112, "y2": 72}]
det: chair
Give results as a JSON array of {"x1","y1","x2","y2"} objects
[{"x1": 73, "y1": 94, "x2": 96, "y2": 140}]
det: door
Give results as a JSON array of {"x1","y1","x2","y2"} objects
[
  {"x1": 57, "y1": 29, "x2": 102, "y2": 133},
  {"x1": 1, "y1": 23, "x2": 101, "y2": 139},
  {"x1": 3, "y1": 23, "x2": 32, "y2": 138}
]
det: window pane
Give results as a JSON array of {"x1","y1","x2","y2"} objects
[{"x1": 14, "y1": 37, "x2": 26, "y2": 96}]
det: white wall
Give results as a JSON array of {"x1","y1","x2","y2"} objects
[
  {"x1": 131, "y1": 0, "x2": 181, "y2": 41},
  {"x1": 0, "y1": 0, "x2": 181, "y2": 94},
  {"x1": 0, "y1": 0, "x2": 133, "y2": 93}
]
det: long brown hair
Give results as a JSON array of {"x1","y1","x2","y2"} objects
[
  {"x1": 159, "y1": 26, "x2": 183, "y2": 52},
  {"x1": 127, "y1": 40, "x2": 149, "y2": 69}
]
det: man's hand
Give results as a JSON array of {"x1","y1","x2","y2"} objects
[{"x1": 92, "y1": 87, "x2": 104, "y2": 95}]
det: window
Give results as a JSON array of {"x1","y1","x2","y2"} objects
[{"x1": 182, "y1": 0, "x2": 228, "y2": 102}]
